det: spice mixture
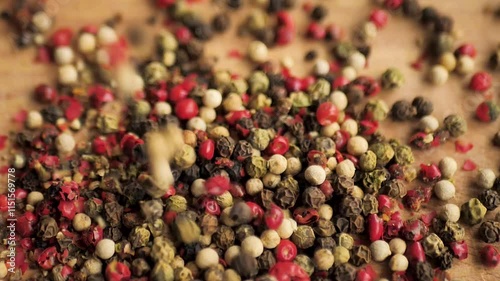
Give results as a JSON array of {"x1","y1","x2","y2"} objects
[{"x1": 0, "y1": 0, "x2": 499, "y2": 281}]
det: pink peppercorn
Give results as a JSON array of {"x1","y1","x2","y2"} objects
[
  {"x1": 0, "y1": 195, "x2": 8, "y2": 212},
  {"x1": 175, "y1": 98, "x2": 199, "y2": 120},
  {"x1": 275, "y1": 240, "x2": 297, "y2": 262},
  {"x1": 285, "y1": 77, "x2": 303, "y2": 92},
  {"x1": 325, "y1": 24, "x2": 344, "y2": 41},
  {"x1": 301, "y1": 76, "x2": 316, "y2": 91},
  {"x1": 356, "y1": 265, "x2": 377, "y2": 281},
  {"x1": 14, "y1": 188, "x2": 28, "y2": 201},
  {"x1": 88, "y1": 85, "x2": 114, "y2": 108},
  {"x1": 198, "y1": 139, "x2": 215, "y2": 160},
  {"x1": 201, "y1": 197, "x2": 221, "y2": 216},
  {"x1": 476, "y1": 101, "x2": 500, "y2": 123},
  {"x1": 276, "y1": 26, "x2": 294, "y2": 45},
  {"x1": 481, "y1": 245, "x2": 500, "y2": 268},
  {"x1": 377, "y1": 195, "x2": 392, "y2": 214},
  {"x1": 401, "y1": 219, "x2": 428, "y2": 241},
  {"x1": 82, "y1": 225, "x2": 104, "y2": 246},
  {"x1": 332, "y1": 76, "x2": 350, "y2": 89},
  {"x1": 155, "y1": 0, "x2": 175, "y2": 8},
  {"x1": 269, "y1": 262, "x2": 309, "y2": 281},
  {"x1": 268, "y1": 136, "x2": 290, "y2": 155},
  {"x1": 419, "y1": 163, "x2": 441, "y2": 182},
  {"x1": 455, "y1": 44, "x2": 477, "y2": 58},
  {"x1": 367, "y1": 214, "x2": 384, "y2": 242},
  {"x1": 469, "y1": 71, "x2": 492, "y2": 92},
  {"x1": 169, "y1": 85, "x2": 188, "y2": 102},
  {"x1": 51, "y1": 28, "x2": 73, "y2": 46},
  {"x1": 175, "y1": 26, "x2": 192, "y2": 44},
  {"x1": 307, "y1": 22, "x2": 326, "y2": 40},
  {"x1": 449, "y1": 241, "x2": 468, "y2": 260},
  {"x1": 277, "y1": 11, "x2": 295, "y2": 29},
  {"x1": 205, "y1": 175, "x2": 231, "y2": 196},
  {"x1": 225, "y1": 110, "x2": 251, "y2": 125},
  {"x1": 386, "y1": 212, "x2": 403, "y2": 238},
  {"x1": 34, "y1": 84, "x2": 58, "y2": 104},
  {"x1": 316, "y1": 102, "x2": 339, "y2": 126},
  {"x1": 265, "y1": 204, "x2": 284, "y2": 230},
  {"x1": 146, "y1": 88, "x2": 168, "y2": 103},
  {"x1": 319, "y1": 180, "x2": 334, "y2": 200},
  {"x1": 92, "y1": 136, "x2": 110, "y2": 155},
  {"x1": 17, "y1": 211, "x2": 37, "y2": 237},
  {"x1": 37, "y1": 246, "x2": 58, "y2": 270},
  {"x1": 106, "y1": 261, "x2": 132, "y2": 281},
  {"x1": 406, "y1": 241, "x2": 426, "y2": 264},
  {"x1": 384, "y1": 0, "x2": 403, "y2": 9},
  {"x1": 369, "y1": 9, "x2": 389, "y2": 29}
]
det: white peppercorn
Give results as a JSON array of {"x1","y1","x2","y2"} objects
[
  {"x1": 347, "y1": 51, "x2": 366, "y2": 71},
  {"x1": 154, "y1": 102, "x2": 172, "y2": 116},
  {"x1": 260, "y1": 230, "x2": 281, "y2": 249},
  {"x1": 341, "y1": 66, "x2": 357, "y2": 81},
  {"x1": 26, "y1": 110, "x2": 43, "y2": 129},
  {"x1": 336, "y1": 159, "x2": 356, "y2": 178},
  {"x1": 12, "y1": 154, "x2": 26, "y2": 169},
  {"x1": 224, "y1": 246, "x2": 241, "y2": 266},
  {"x1": 476, "y1": 168, "x2": 496, "y2": 189},
  {"x1": 223, "y1": 93, "x2": 244, "y2": 112},
  {"x1": 27, "y1": 191, "x2": 44, "y2": 206},
  {"x1": 58, "y1": 64, "x2": 78, "y2": 85},
  {"x1": 246, "y1": 178, "x2": 264, "y2": 196},
  {"x1": 360, "y1": 21, "x2": 377, "y2": 42},
  {"x1": 418, "y1": 115, "x2": 439, "y2": 133},
  {"x1": 95, "y1": 239, "x2": 115, "y2": 259},
  {"x1": 196, "y1": 248, "x2": 219, "y2": 269},
  {"x1": 439, "y1": 203, "x2": 461, "y2": 222},
  {"x1": 314, "y1": 59, "x2": 330, "y2": 76},
  {"x1": 55, "y1": 133, "x2": 76, "y2": 154},
  {"x1": 318, "y1": 204, "x2": 333, "y2": 220},
  {"x1": 321, "y1": 122, "x2": 340, "y2": 137},
  {"x1": 276, "y1": 218, "x2": 296, "y2": 239},
  {"x1": 268, "y1": 154, "x2": 287, "y2": 174},
  {"x1": 370, "y1": 240, "x2": 391, "y2": 262},
  {"x1": 0, "y1": 260, "x2": 7, "y2": 279},
  {"x1": 73, "y1": 213, "x2": 92, "y2": 231},
  {"x1": 456, "y1": 55, "x2": 475, "y2": 75},
  {"x1": 248, "y1": 41, "x2": 268, "y2": 63},
  {"x1": 203, "y1": 89, "x2": 223, "y2": 109},
  {"x1": 389, "y1": 254, "x2": 409, "y2": 272},
  {"x1": 439, "y1": 157, "x2": 458, "y2": 179},
  {"x1": 54, "y1": 46, "x2": 74, "y2": 65},
  {"x1": 327, "y1": 157, "x2": 338, "y2": 171},
  {"x1": 334, "y1": 246, "x2": 350, "y2": 265},
  {"x1": 97, "y1": 25, "x2": 118, "y2": 45},
  {"x1": 187, "y1": 117, "x2": 207, "y2": 131},
  {"x1": 314, "y1": 249, "x2": 335, "y2": 271},
  {"x1": 285, "y1": 157, "x2": 302, "y2": 176},
  {"x1": 351, "y1": 185, "x2": 364, "y2": 199},
  {"x1": 78, "y1": 33, "x2": 97, "y2": 53},
  {"x1": 429, "y1": 65, "x2": 449, "y2": 85},
  {"x1": 199, "y1": 107, "x2": 217, "y2": 123},
  {"x1": 199, "y1": 234, "x2": 212, "y2": 247},
  {"x1": 241, "y1": 236, "x2": 264, "y2": 257},
  {"x1": 304, "y1": 165, "x2": 326, "y2": 185},
  {"x1": 434, "y1": 180, "x2": 456, "y2": 201},
  {"x1": 32, "y1": 11, "x2": 52, "y2": 32},
  {"x1": 341, "y1": 119, "x2": 358, "y2": 136},
  {"x1": 330, "y1": 91, "x2": 348, "y2": 111},
  {"x1": 84, "y1": 258, "x2": 103, "y2": 275},
  {"x1": 438, "y1": 52, "x2": 457, "y2": 71},
  {"x1": 191, "y1": 179, "x2": 206, "y2": 197},
  {"x1": 347, "y1": 136, "x2": 369, "y2": 156},
  {"x1": 389, "y1": 238, "x2": 407, "y2": 255},
  {"x1": 263, "y1": 173, "x2": 281, "y2": 189}
]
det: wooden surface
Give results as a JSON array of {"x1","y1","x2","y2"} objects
[{"x1": 0, "y1": 0, "x2": 499, "y2": 280}]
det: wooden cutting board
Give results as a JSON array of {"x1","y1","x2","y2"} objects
[{"x1": 0, "y1": 0, "x2": 499, "y2": 280}]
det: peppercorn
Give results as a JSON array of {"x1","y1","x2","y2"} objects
[
  {"x1": 257, "y1": 250, "x2": 276, "y2": 272},
  {"x1": 95, "y1": 239, "x2": 115, "y2": 260},
  {"x1": 291, "y1": 225, "x2": 315, "y2": 249},
  {"x1": 362, "y1": 194, "x2": 379, "y2": 215},
  {"x1": 336, "y1": 159, "x2": 356, "y2": 178},
  {"x1": 390, "y1": 254, "x2": 409, "y2": 272},
  {"x1": 443, "y1": 114, "x2": 467, "y2": 137},
  {"x1": 369, "y1": 142, "x2": 394, "y2": 166},
  {"x1": 410, "y1": 261, "x2": 434, "y2": 281},
  {"x1": 381, "y1": 68, "x2": 405, "y2": 89},
  {"x1": 314, "y1": 248, "x2": 335, "y2": 270},
  {"x1": 461, "y1": 198, "x2": 487, "y2": 225},
  {"x1": 245, "y1": 156, "x2": 268, "y2": 178},
  {"x1": 304, "y1": 165, "x2": 327, "y2": 186},
  {"x1": 494, "y1": 132, "x2": 500, "y2": 147},
  {"x1": 421, "y1": 7, "x2": 439, "y2": 25},
  {"x1": 364, "y1": 100, "x2": 389, "y2": 122},
  {"x1": 434, "y1": 180, "x2": 456, "y2": 201},
  {"x1": 332, "y1": 263, "x2": 357, "y2": 281},
  {"x1": 439, "y1": 203, "x2": 461, "y2": 223},
  {"x1": 38, "y1": 216, "x2": 59, "y2": 240},
  {"x1": 477, "y1": 168, "x2": 497, "y2": 189},
  {"x1": 391, "y1": 100, "x2": 416, "y2": 121},
  {"x1": 402, "y1": 0, "x2": 421, "y2": 17},
  {"x1": 429, "y1": 65, "x2": 449, "y2": 85},
  {"x1": 359, "y1": 151, "x2": 377, "y2": 172},
  {"x1": 432, "y1": 218, "x2": 465, "y2": 243},
  {"x1": 439, "y1": 157, "x2": 457, "y2": 179},
  {"x1": 231, "y1": 252, "x2": 259, "y2": 278},
  {"x1": 422, "y1": 233, "x2": 446, "y2": 258},
  {"x1": 383, "y1": 179, "x2": 407, "y2": 198},
  {"x1": 479, "y1": 220, "x2": 500, "y2": 243},
  {"x1": 363, "y1": 169, "x2": 387, "y2": 194},
  {"x1": 478, "y1": 189, "x2": 500, "y2": 211}
]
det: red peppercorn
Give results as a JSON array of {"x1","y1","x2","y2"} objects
[
  {"x1": 293, "y1": 207, "x2": 319, "y2": 225},
  {"x1": 175, "y1": 26, "x2": 192, "y2": 44},
  {"x1": 359, "y1": 120, "x2": 379, "y2": 136},
  {"x1": 455, "y1": 44, "x2": 477, "y2": 58},
  {"x1": 20, "y1": 238, "x2": 34, "y2": 251},
  {"x1": 285, "y1": 77, "x2": 303, "y2": 92},
  {"x1": 201, "y1": 197, "x2": 221, "y2": 216},
  {"x1": 307, "y1": 22, "x2": 326, "y2": 40},
  {"x1": 59, "y1": 96, "x2": 84, "y2": 121},
  {"x1": 377, "y1": 195, "x2": 392, "y2": 214},
  {"x1": 34, "y1": 84, "x2": 58, "y2": 104},
  {"x1": 469, "y1": 71, "x2": 492, "y2": 92},
  {"x1": 332, "y1": 76, "x2": 350, "y2": 89},
  {"x1": 14, "y1": 188, "x2": 27, "y2": 201},
  {"x1": 385, "y1": 212, "x2": 403, "y2": 238},
  {"x1": 301, "y1": 76, "x2": 316, "y2": 91},
  {"x1": 476, "y1": 101, "x2": 500, "y2": 122},
  {"x1": 369, "y1": 9, "x2": 389, "y2": 29},
  {"x1": 175, "y1": 98, "x2": 199, "y2": 120},
  {"x1": 265, "y1": 204, "x2": 284, "y2": 230},
  {"x1": 319, "y1": 180, "x2": 334, "y2": 200},
  {"x1": 88, "y1": 85, "x2": 114, "y2": 108},
  {"x1": 269, "y1": 262, "x2": 309, "y2": 281},
  {"x1": 169, "y1": 85, "x2": 188, "y2": 102},
  {"x1": 199, "y1": 139, "x2": 215, "y2": 160},
  {"x1": 268, "y1": 136, "x2": 290, "y2": 155},
  {"x1": 92, "y1": 136, "x2": 110, "y2": 156},
  {"x1": 419, "y1": 163, "x2": 441, "y2": 182},
  {"x1": 51, "y1": 28, "x2": 73, "y2": 46},
  {"x1": 163, "y1": 210, "x2": 177, "y2": 224},
  {"x1": 58, "y1": 200, "x2": 78, "y2": 220},
  {"x1": 37, "y1": 246, "x2": 58, "y2": 270},
  {"x1": 325, "y1": 24, "x2": 344, "y2": 41},
  {"x1": 449, "y1": 241, "x2": 468, "y2": 260},
  {"x1": 276, "y1": 26, "x2": 294, "y2": 45},
  {"x1": 106, "y1": 261, "x2": 132, "y2": 281},
  {"x1": 229, "y1": 183, "x2": 245, "y2": 198},
  {"x1": 155, "y1": 0, "x2": 175, "y2": 8},
  {"x1": 0, "y1": 194, "x2": 8, "y2": 212},
  {"x1": 225, "y1": 110, "x2": 251, "y2": 125},
  {"x1": 82, "y1": 225, "x2": 104, "y2": 246},
  {"x1": 246, "y1": 202, "x2": 264, "y2": 222},
  {"x1": 275, "y1": 240, "x2": 298, "y2": 262},
  {"x1": 356, "y1": 265, "x2": 377, "y2": 281},
  {"x1": 367, "y1": 214, "x2": 384, "y2": 242},
  {"x1": 17, "y1": 211, "x2": 37, "y2": 237},
  {"x1": 316, "y1": 102, "x2": 339, "y2": 126},
  {"x1": 405, "y1": 241, "x2": 426, "y2": 264},
  {"x1": 401, "y1": 219, "x2": 428, "y2": 241},
  {"x1": 277, "y1": 11, "x2": 295, "y2": 29},
  {"x1": 205, "y1": 175, "x2": 231, "y2": 196},
  {"x1": 384, "y1": 0, "x2": 403, "y2": 9},
  {"x1": 146, "y1": 88, "x2": 168, "y2": 103},
  {"x1": 333, "y1": 130, "x2": 350, "y2": 151},
  {"x1": 481, "y1": 245, "x2": 500, "y2": 268}
]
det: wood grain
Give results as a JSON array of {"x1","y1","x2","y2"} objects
[{"x1": 0, "y1": 0, "x2": 499, "y2": 280}]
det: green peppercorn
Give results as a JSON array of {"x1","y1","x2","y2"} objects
[
  {"x1": 394, "y1": 145, "x2": 415, "y2": 165},
  {"x1": 248, "y1": 71, "x2": 269, "y2": 94},
  {"x1": 381, "y1": 68, "x2": 405, "y2": 89},
  {"x1": 38, "y1": 216, "x2": 59, "y2": 240},
  {"x1": 461, "y1": 198, "x2": 487, "y2": 225},
  {"x1": 294, "y1": 254, "x2": 315, "y2": 276},
  {"x1": 166, "y1": 195, "x2": 188, "y2": 213},
  {"x1": 129, "y1": 226, "x2": 151, "y2": 248},
  {"x1": 229, "y1": 78, "x2": 248, "y2": 94},
  {"x1": 245, "y1": 156, "x2": 268, "y2": 178},
  {"x1": 337, "y1": 233, "x2": 354, "y2": 250},
  {"x1": 422, "y1": 233, "x2": 446, "y2": 258},
  {"x1": 290, "y1": 91, "x2": 312, "y2": 108},
  {"x1": 247, "y1": 129, "x2": 271, "y2": 151},
  {"x1": 151, "y1": 261, "x2": 174, "y2": 281},
  {"x1": 334, "y1": 246, "x2": 351, "y2": 265},
  {"x1": 369, "y1": 142, "x2": 394, "y2": 166},
  {"x1": 172, "y1": 214, "x2": 201, "y2": 244},
  {"x1": 308, "y1": 78, "x2": 331, "y2": 100},
  {"x1": 333, "y1": 42, "x2": 356, "y2": 62},
  {"x1": 443, "y1": 114, "x2": 467, "y2": 137},
  {"x1": 359, "y1": 151, "x2": 377, "y2": 172},
  {"x1": 362, "y1": 169, "x2": 387, "y2": 194},
  {"x1": 432, "y1": 218, "x2": 465, "y2": 243},
  {"x1": 291, "y1": 225, "x2": 316, "y2": 249},
  {"x1": 174, "y1": 267, "x2": 193, "y2": 281},
  {"x1": 144, "y1": 62, "x2": 168, "y2": 85},
  {"x1": 173, "y1": 144, "x2": 196, "y2": 170},
  {"x1": 151, "y1": 237, "x2": 175, "y2": 263},
  {"x1": 96, "y1": 114, "x2": 120, "y2": 134},
  {"x1": 364, "y1": 100, "x2": 390, "y2": 121}
]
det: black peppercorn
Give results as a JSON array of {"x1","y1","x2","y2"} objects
[
  {"x1": 333, "y1": 175, "x2": 355, "y2": 195},
  {"x1": 267, "y1": 0, "x2": 284, "y2": 13},
  {"x1": 332, "y1": 216, "x2": 350, "y2": 233},
  {"x1": 213, "y1": 225, "x2": 235, "y2": 250},
  {"x1": 410, "y1": 261, "x2": 434, "y2": 281},
  {"x1": 332, "y1": 263, "x2": 356, "y2": 281},
  {"x1": 257, "y1": 250, "x2": 276, "y2": 271},
  {"x1": 227, "y1": 0, "x2": 242, "y2": 9},
  {"x1": 351, "y1": 245, "x2": 372, "y2": 266},
  {"x1": 104, "y1": 202, "x2": 123, "y2": 227},
  {"x1": 304, "y1": 50, "x2": 317, "y2": 61},
  {"x1": 412, "y1": 96, "x2": 434, "y2": 118},
  {"x1": 349, "y1": 215, "x2": 365, "y2": 234},
  {"x1": 216, "y1": 136, "x2": 236, "y2": 158},
  {"x1": 303, "y1": 186, "x2": 326, "y2": 209},
  {"x1": 432, "y1": 218, "x2": 465, "y2": 243},
  {"x1": 493, "y1": 132, "x2": 500, "y2": 147},
  {"x1": 254, "y1": 29, "x2": 276, "y2": 47},
  {"x1": 340, "y1": 196, "x2": 362, "y2": 217},
  {"x1": 402, "y1": 0, "x2": 422, "y2": 17},
  {"x1": 315, "y1": 237, "x2": 336, "y2": 251},
  {"x1": 421, "y1": 7, "x2": 439, "y2": 25},
  {"x1": 391, "y1": 100, "x2": 416, "y2": 121},
  {"x1": 434, "y1": 16, "x2": 454, "y2": 33},
  {"x1": 310, "y1": 5, "x2": 327, "y2": 21},
  {"x1": 313, "y1": 219, "x2": 336, "y2": 237},
  {"x1": 41, "y1": 105, "x2": 64, "y2": 124},
  {"x1": 478, "y1": 220, "x2": 500, "y2": 243},
  {"x1": 212, "y1": 13, "x2": 230, "y2": 32},
  {"x1": 253, "y1": 110, "x2": 273, "y2": 129},
  {"x1": 478, "y1": 189, "x2": 500, "y2": 211},
  {"x1": 231, "y1": 252, "x2": 259, "y2": 278},
  {"x1": 235, "y1": 224, "x2": 255, "y2": 242},
  {"x1": 437, "y1": 250, "x2": 453, "y2": 270},
  {"x1": 193, "y1": 23, "x2": 213, "y2": 41}
]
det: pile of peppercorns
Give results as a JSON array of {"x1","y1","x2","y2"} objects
[{"x1": 1, "y1": 0, "x2": 500, "y2": 281}]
